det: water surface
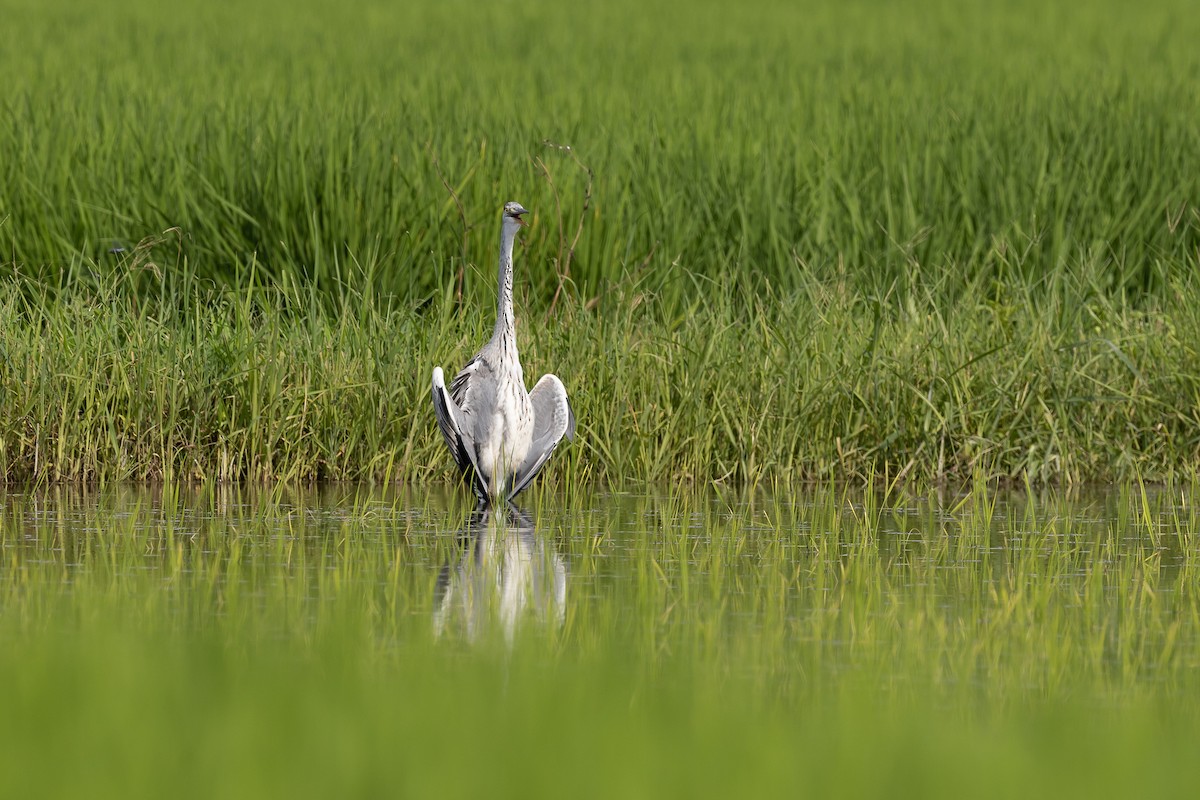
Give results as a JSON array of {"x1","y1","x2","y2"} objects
[{"x1": 2, "y1": 481, "x2": 1197, "y2": 694}]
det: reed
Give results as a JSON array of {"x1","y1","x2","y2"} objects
[
  {"x1": 4, "y1": 0, "x2": 1200, "y2": 485},
  {"x1": 2, "y1": 0, "x2": 1199, "y2": 314},
  {"x1": 0, "y1": 258, "x2": 1197, "y2": 484}
]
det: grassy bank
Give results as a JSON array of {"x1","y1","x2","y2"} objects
[
  {"x1": 2, "y1": 482, "x2": 1199, "y2": 798},
  {"x1": 0, "y1": 263, "x2": 1197, "y2": 485}
]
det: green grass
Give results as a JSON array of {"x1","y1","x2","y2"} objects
[
  {"x1": 0, "y1": 259, "x2": 1198, "y2": 484},
  {"x1": 2, "y1": 0, "x2": 1200, "y2": 484},
  {"x1": 4, "y1": 4, "x2": 1200, "y2": 792},
  {"x1": 2, "y1": 482, "x2": 1200, "y2": 798},
  {"x1": 3, "y1": 0, "x2": 1200, "y2": 310}
]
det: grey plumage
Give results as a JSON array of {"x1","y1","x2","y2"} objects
[{"x1": 432, "y1": 201, "x2": 575, "y2": 505}]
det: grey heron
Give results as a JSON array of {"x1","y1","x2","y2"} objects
[{"x1": 431, "y1": 201, "x2": 576, "y2": 505}]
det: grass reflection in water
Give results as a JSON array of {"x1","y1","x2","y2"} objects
[{"x1": 1, "y1": 481, "x2": 1199, "y2": 797}]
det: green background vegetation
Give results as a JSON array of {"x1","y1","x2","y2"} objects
[{"x1": 3, "y1": 0, "x2": 1200, "y2": 484}]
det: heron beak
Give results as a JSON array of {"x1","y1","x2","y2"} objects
[{"x1": 515, "y1": 208, "x2": 530, "y2": 227}]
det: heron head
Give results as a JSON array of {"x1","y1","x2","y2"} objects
[{"x1": 502, "y1": 201, "x2": 530, "y2": 229}]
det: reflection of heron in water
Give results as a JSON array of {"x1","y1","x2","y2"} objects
[{"x1": 433, "y1": 504, "x2": 566, "y2": 644}]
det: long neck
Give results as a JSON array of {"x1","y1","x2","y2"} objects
[{"x1": 493, "y1": 224, "x2": 517, "y2": 342}]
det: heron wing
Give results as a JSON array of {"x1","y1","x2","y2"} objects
[
  {"x1": 432, "y1": 364, "x2": 487, "y2": 497},
  {"x1": 507, "y1": 373, "x2": 574, "y2": 500},
  {"x1": 447, "y1": 355, "x2": 480, "y2": 407}
]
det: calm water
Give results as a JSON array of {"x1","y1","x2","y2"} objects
[
  {"x1": 5, "y1": 482, "x2": 1198, "y2": 798},
  {"x1": 1, "y1": 483, "x2": 1193, "y2": 581},
  {"x1": 2, "y1": 482, "x2": 1196, "y2": 655}
]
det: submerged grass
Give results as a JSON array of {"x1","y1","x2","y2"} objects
[{"x1": 2, "y1": 483, "x2": 1200, "y2": 797}]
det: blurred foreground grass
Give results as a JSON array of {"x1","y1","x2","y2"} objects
[{"x1": 5, "y1": 626, "x2": 1200, "y2": 799}]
